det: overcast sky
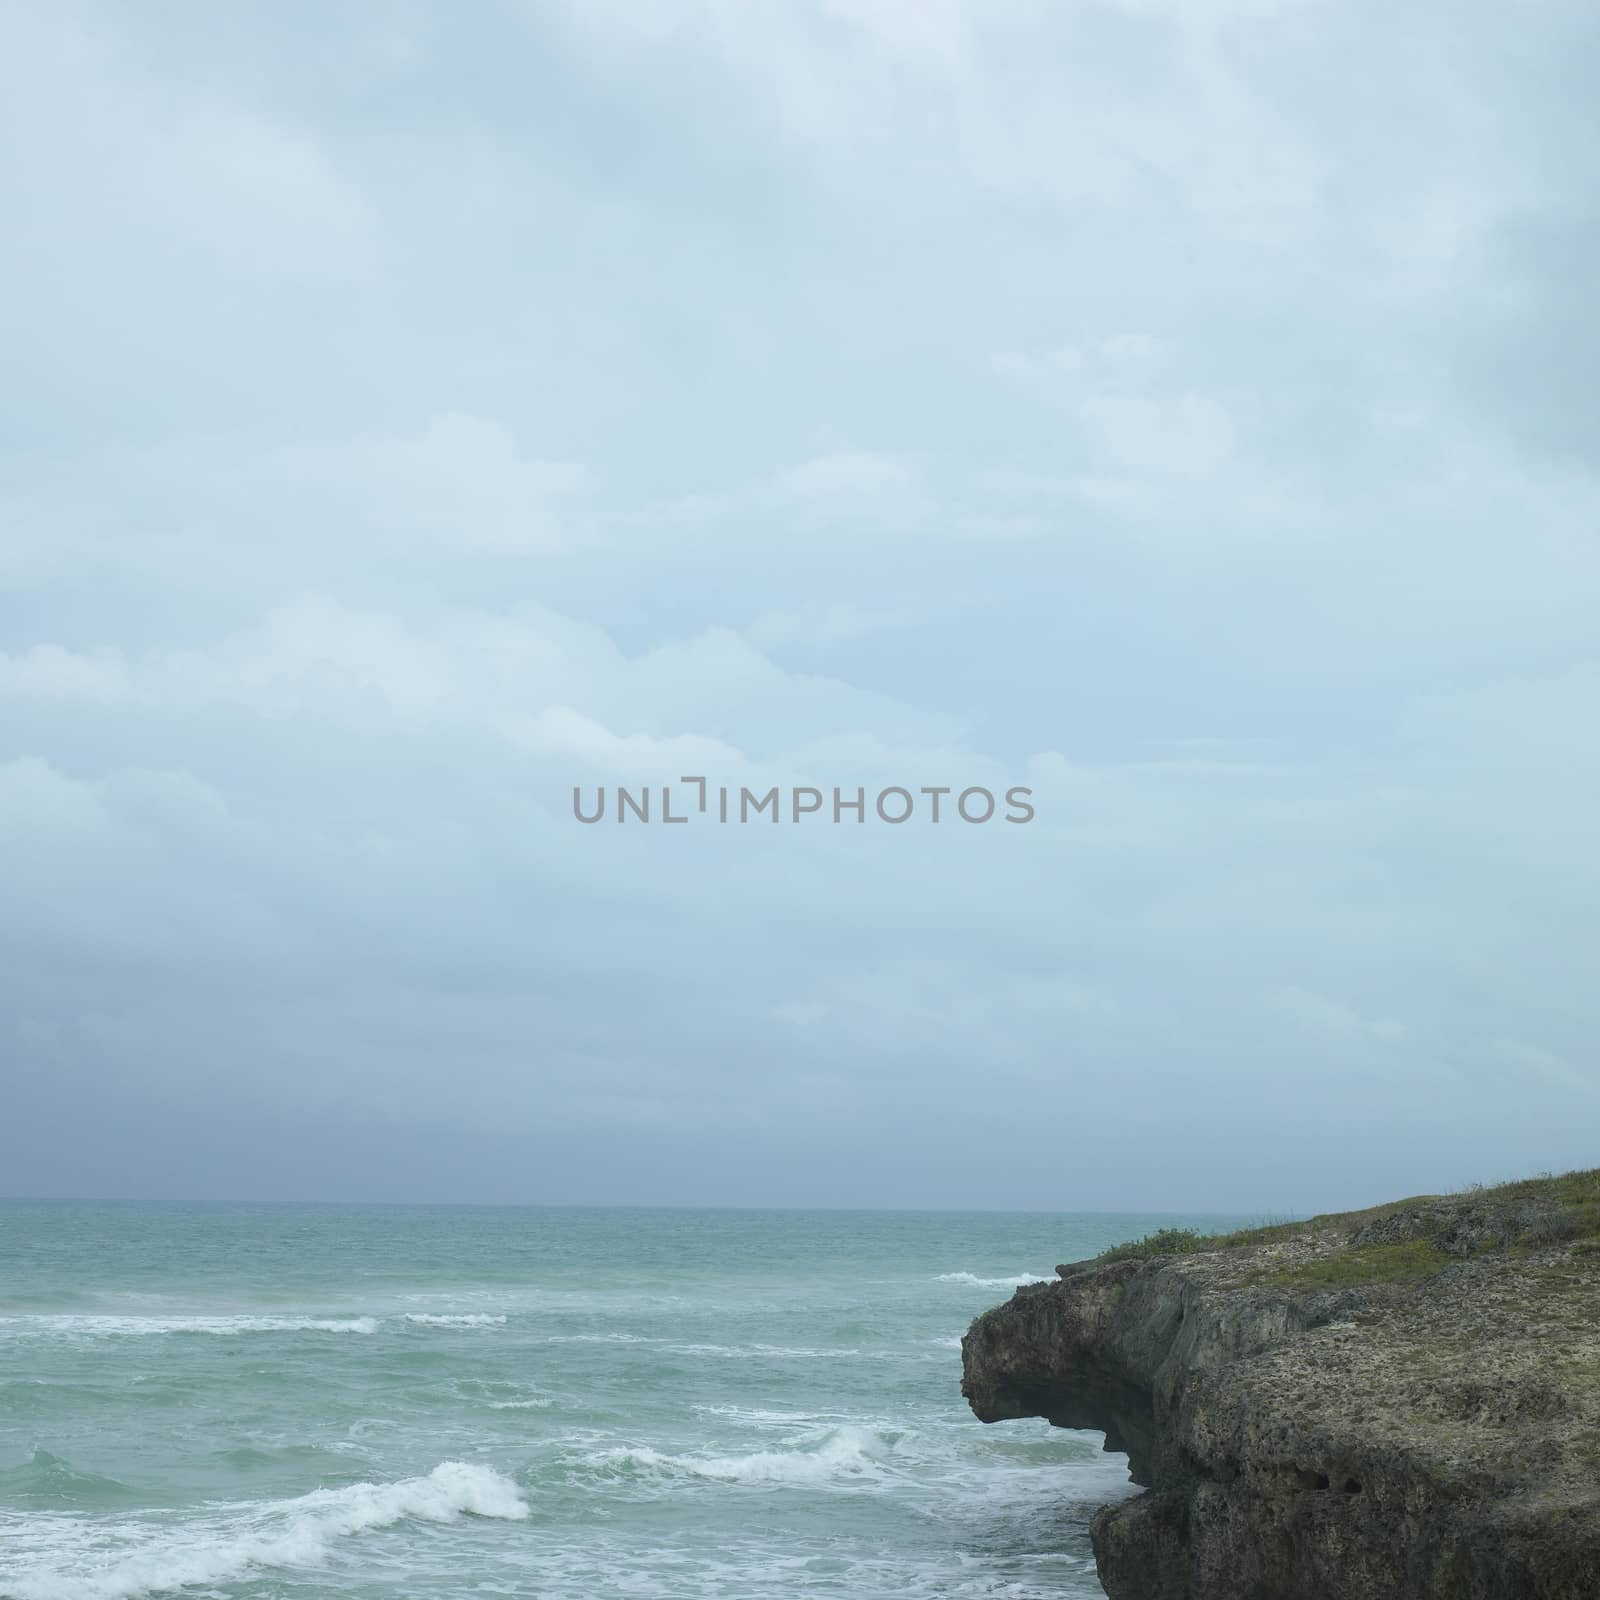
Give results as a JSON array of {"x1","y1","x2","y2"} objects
[{"x1": 2, "y1": 1, "x2": 1597, "y2": 1213}]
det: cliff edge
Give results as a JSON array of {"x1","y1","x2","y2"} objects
[{"x1": 961, "y1": 1169, "x2": 1600, "y2": 1599}]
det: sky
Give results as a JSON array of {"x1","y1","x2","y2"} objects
[{"x1": 2, "y1": 0, "x2": 1597, "y2": 1213}]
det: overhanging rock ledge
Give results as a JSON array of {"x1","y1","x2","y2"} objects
[{"x1": 961, "y1": 1177, "x2": 1600, "y2": 1599}]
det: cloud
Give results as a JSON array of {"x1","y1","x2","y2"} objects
[{"x1": 1, "y1": 0, "x2": 1597, "y2": 1207}]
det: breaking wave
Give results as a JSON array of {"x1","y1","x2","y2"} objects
[
  {"x1": 402, "y1": 1314, "x2": 508, "y2": 1327},
  {"x1": 0, "y1": 1316, "x2": 378, "y2": 1339},
  {"x1": 0, "y1": 1462, "x2": 528, "y2": 1600},
  {"x1": 934, "y1": 1272, "x2": 1049, "y2": 1288},
  {"x1": 588, "y1": 1426, "x2": 896, "y2": 1487},
  {"x1": 538, "y1": 1333, "x2": 868, "y2": 1359}
]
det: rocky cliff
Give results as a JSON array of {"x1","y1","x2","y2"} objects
[{"x1": 961, "y1": 1170, "x2": 1600, "y2": 1600}]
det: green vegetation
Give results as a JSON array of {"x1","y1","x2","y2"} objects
[
  {"x1": 1255, "y1": 1239, "x2": 1451, "y2": 1290},
  {"x1": 1478, "y1": 1169, "x2": 1600, "y2": 1242},
  {"x1": 1094, "y1": 1230, "x2": 1453, "y2": 1289},
  {"x1": 1094, "y1": 1217, "x2": 1308, "y2": 1263},
  {"x1": 1096, "y1": 1227, "x2": 1218, "y2": 1263},
  {"x1": 1212, "y1": 1219, "x2": 1304, "y2": 1249},
  {"x1": 1086, "y1": 1169, "x2": 1600, "y2": 1285}
]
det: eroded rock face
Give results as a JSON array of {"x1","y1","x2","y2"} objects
[{"x1": 961, "y1": 1187, "x2": 1600, "y2": 1600}]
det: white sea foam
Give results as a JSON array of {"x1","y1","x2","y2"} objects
[
  {"x1": 0, "y1": 1462, "x2": 528, "y2": 1600},
  {"x1": 536, "y1": 1333, "x2": 869, "y2": 1359},
  {"x1": 538, "y1": 1332, "x2": 651, "y2": 1345},
  {"x1": 691, "y1": 1404, "x2": 856, "y2": 1427},
  {"x1": 0, "y1": 1315, "x2": 378, "y2": 1338},
  {"x1": 669, "y1": 1341, "x2": 867, "y2": 1360},
  {"x1": 590, "y1": 1426, "x2": 894, "y2": 1487},
  {"x1": 934, "y1": 1272, "x2": 1049, "y2": 1288},
  {"x1": 403, "y1": 1313, "x2": 508, "y2": 1327}
]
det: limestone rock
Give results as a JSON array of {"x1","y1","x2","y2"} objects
[{"x1": 961, "y1": 1173, "x2": 1600, "y2": 1599}]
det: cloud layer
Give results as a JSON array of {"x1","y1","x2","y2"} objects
[{"x1": 2, "y1": 1, "x2": 1596, "y2": 1209}]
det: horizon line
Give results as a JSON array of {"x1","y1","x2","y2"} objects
[{"x1": 0, "y1": 1192, "x2": 1301, "y2": 1218}]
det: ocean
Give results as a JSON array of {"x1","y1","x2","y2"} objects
[{"x1": 0, "y1": 1202, "x2": 1240, "y2": 1599}]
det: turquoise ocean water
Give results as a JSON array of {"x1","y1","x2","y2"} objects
[{"x1": 0, "y1": 1203, "x2": 1241, "y2": 1599}]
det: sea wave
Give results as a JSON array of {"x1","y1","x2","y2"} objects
[
  {"x1": 690, "y1": 1404, "x2": 858, "y2": 1427},
  {"x1": 0, "y1": 1461, "x2": 528, "y2": 1600},
  {"x1": 934, "y1": 1272, "x2": 1049, "y2": 1288},
  {"x1": 0, "y1": 1315, "x2": 377, "y2": 1338},
  {"x1": 402, "y1": 1314, "x2": 508, "y2": 1327},
  {"x1": 535, "y1": 1332, "x2": 649, "y2": 1345},
  {"x1": 0, "y1": 1450, "x2": 133, "y2": 1507},
  {"x1": 536, "y1": 1333, "x2": 869, "y2": 1359},
  {"x1": 670, "y1": 1342, "x2": 867, "y2": 1360},
  {"x1": 588, "y1": 1426, "x2": 895, "y2": 1487}
]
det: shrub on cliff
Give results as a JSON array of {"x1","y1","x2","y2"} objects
[{"x1": 1096, "y1": 1227, "x2": 1215, "y2": 1263}]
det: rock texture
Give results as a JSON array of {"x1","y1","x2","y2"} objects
[{"x1": 961, "y1": 1172, "x2": 1600, "y2": 1600}]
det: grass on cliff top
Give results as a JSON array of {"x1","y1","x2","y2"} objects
[
  {"x1": 1463, "y1": 1168, "x2": 1600, "y2": 1241},
  {"x1": 1094, "y1": 1218, "x2": 1302, "y2": 1264},
  {"x1": 1253, "y1": 1239, "x2": 1451, "y2": 1290},
  {"x1": 1460, "y1": 1169, "x2": 1600, "y2": 1204},
  {"x1": 1091, "y1": 1168, "x2": 1600, "y2": 1277},
  {"x1": 1095, "y1": 1227, "x2": 1218, "y2": 1263}
]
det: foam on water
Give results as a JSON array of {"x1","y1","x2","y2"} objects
[
  {"x1": 1, "y1": 1201, "x2": 1229, "y2": 1598},
  {"x1": 0, "y1": 1462, "x2": 529, "y2": 1600},
  {"x1": 590, "y1": 1426, "x2": 895, "y2": 1487},
  {"x1": 402, "y1": 1314, "x2": 508, "y2": 1327},
  {"x1": 536, "y1": 1333, "x2": 873, "y2": 1359},
  {"x1": 690, "y1": 1404, "x2": 857, "y2": 1427},
  {"x1": 934, "y1": 1271, "x2": 1051, "y2": 1288},
  {"x1": 0, "y1": 1316, "x2": 378, "y2": 1338}
]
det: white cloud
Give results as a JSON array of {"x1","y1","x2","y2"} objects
[{"x1": 2, "y1": 0, "x2": 1597, "y2": 1205}]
